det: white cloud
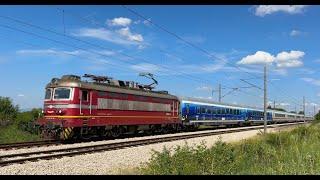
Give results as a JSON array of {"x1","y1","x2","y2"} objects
[
  {"x1": 17, "y1": 94, "x2": 25, "y2": 97},
  {"x1": 183, "y1": 35, "x2": 206, "y2": 44},
  {"x1": 16, "y1": 49, "x2": 115, "y2": 58},
  {"x1": 201, "y1": 62, "x2": 226, "y2": 72},
  {"x1": 16, "y1": 49, "x2": 82, "y2": 56},
  {"x1": 237, "y1": 50, "x2": 304, "y2": 69},
  {"x1": 237, "y1": 51, "x2": 275, "y2": 65},
  {"x1": 276, "y1": 60, "x2": 303, "y2": 68},
  {"x1": 196, "y1": 86, "x2": 213, "y2": 91},
  {"x1": 117, "y1": 27, "x2": 144, "y2": 42},
  {"x1": 72, "y1": 27, "x2": 144, "y2": 47},
  {"x1": 130, "y1": 63, "x2": 162, "y2": 74},
  {"x1": 301, "y1": 78, "x2": 320, "y2": 86},
  {"x1": 297, "y1": 68, "x2": 315, "y2": 75},
  {"x1": 279, "y1": 103, "x2": 290, "y2": 106},
  {"x1": 275, "y1": 50, "x2": 304, "y2": 68},
  {"x1": 317, "y1": 93, "x2": 320, "y2": 97},
  {"x1": 254, "y1": 5, "x2": 309, "y2": 17},
  {"x1": 72, "y1": 28, "x2": 141, "y2": 46},
  {"x1": 107, "y1": 17, "x2": 132, "y2": 27},
  {"x1": 290, "y1": 30, "x2": 301, "y2": 37},
  {"x1": 134, "y1": 18, "x2": 152, "y2": 26}
]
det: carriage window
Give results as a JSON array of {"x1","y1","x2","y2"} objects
[
  {"x1": 196, "y1": 107, "x2": 200, "y2": 114},
  {"x1": 45, "y1": 88, "x2": 52, "y2": 100},
  {"x1": 201, "y1": 107, "x2": 206, "y2": 114},
  {"x1": 54, "y1": 88, "x2": 71, "y2": 100},
  {"x1": 207, "y1": 108, "x2": 211, "y2": 114},
  {"x1": 81, "y1": 90, "x2": 88, "y2": 101}
]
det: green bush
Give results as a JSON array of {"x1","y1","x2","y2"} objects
[
  {"x1": 0, "y1": 124, "x2": 40, "y2": 144},
  {"x1": 0, "y1": 96, "x2": 19, "y2": 126},
  {"x1": 140, "y1": 124, "x2": 320, "y2": 175},
  {"x1": 0, "y1": 96, "x2": 42, "y2": 143}
]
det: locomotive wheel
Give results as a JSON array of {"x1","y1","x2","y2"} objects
[
  {"x1": 110, "y1": 127, "x2": 121, "y2": 138},
  {"x1": 161, "y1": 126, "x2": 169, "y2": 134}
]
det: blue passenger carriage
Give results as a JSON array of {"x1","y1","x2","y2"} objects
[{"x1": 179, "y1": 97, "x2": 272, "y2": 126}]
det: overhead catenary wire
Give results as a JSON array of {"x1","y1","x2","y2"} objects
[
  {"x1": 0, "y1": 8, "x2": 303, "y2": 111},
  {"x1": 51, "y1": 7, "x2": 261, "y2": 93},
  {"x1": 121, "y1": 5, "x2": 303, "y2": 108},
  {"x1": 55, "y1": 6, "x2": 302, "y2": 109},
  {"x1": 0, "y1": 14, "x2": 220, "y2": 87}
]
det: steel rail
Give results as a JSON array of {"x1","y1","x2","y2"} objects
[{"x1": 0, "y1": 122, "x2": 308, "y2": 167}]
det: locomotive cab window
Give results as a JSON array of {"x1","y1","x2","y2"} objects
[
  {"x1": 45, "y1": 88, "x2": 52, "y2": 100},
  {"x1": 53, "y1": 88, "x2": 72, "y2": 100}
]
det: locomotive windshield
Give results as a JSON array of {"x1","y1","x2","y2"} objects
[
  {"x1": 53, "y1": 88, "x2": 72, "y2": 100},
  {"x1": 45, "y1": 88, "x2": 52, "y2": 100}
]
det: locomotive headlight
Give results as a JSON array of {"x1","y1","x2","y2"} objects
[{"x1": 56, "y1": 109, "x2": 64, "y2": 115}]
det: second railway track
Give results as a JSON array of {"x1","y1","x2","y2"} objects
[
  {"x1": 0, "y1": 140, "x2": 61, "y2": 150},
  {"x1": 0, "y1": 122, "x2": 308, "y2": 167}
]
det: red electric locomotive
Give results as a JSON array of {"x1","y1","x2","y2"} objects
[{"x1": 37, "y1": 74, "x2": 181, "y2": 140}]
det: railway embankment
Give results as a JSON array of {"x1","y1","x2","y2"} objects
[
  {"x1": 138, "y1": 122, "x2": 319, "y2": 175},
  {"x1": 0, "y1": 122, "x2": 308, "y2": 175}
]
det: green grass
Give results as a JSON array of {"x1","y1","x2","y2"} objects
[
  {"x1": 0, "y1": 124, "x2": 41, "y2": 144},
  {"x1": 138, "y1": 124, "x2": 320, "y2": 175}
]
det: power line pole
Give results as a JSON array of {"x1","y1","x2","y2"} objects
[
  {"x1": 303, "y1": 96, "x2": 306, "y2": 117},
  {"x1": 264, "y1": 65, "x2": 267, "y2": 134},
  {"x1": 219, "y1": 83, "x2": 222, "y2": 103},
  {"x1": 273, "y1": 100, "x2": 276, "y2": 109}
]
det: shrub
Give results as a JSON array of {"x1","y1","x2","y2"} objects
[{"x1": 140, "y1": 124, "x2": 320, "y2": 175}]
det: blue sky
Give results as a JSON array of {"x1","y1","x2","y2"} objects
[{"x1": 0, "y1": 5, "x2": 319, "y2": 115}]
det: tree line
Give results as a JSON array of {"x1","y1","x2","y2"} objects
[{"x1": 0, "y1": 96, "x2": 42, "y2": 127}]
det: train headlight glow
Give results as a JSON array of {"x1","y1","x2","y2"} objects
[{"x1": 56, "y1": 109, "x2": 64, "y2": 115}]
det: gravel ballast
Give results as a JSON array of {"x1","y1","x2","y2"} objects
[{"x1": 0, "y1": 124, "x2": 306, "y2": 175}]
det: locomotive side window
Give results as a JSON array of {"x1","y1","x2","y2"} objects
[
  {"x1": 53, "y1": 88, "x2": 71, "y2": 100},
  {"x1": 45, "y1": 88, "x2": 52, "y2": 100},
  {"x1": 82, "y1": 90, "x2": 88, "y2": 101}
]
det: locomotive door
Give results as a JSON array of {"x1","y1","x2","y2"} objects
[{"x1": 79, "y1": 89, "x2": 92, "y2": 116}]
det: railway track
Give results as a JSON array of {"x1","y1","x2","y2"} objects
[
  {"x1": 0, "y1": 122, "x2": 307, "y2": 167},
  {"x1": 0, "y1": 140, "x2": 61, "y2": 150}
]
